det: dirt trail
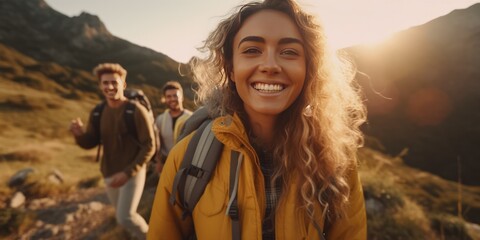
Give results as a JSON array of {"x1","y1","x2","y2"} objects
[
  {"x1": 4, "y1": 172, "x2": 158, "y2": 240},
  {"x1": 8, "y1": 187, "x2": 117, "y2": 240}
]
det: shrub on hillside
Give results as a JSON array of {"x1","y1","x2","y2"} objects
[
  {"x1": 1, "y1": 94, "x2": 63, "y2": 110},
  {"x1": 2, "y1": 95, "x2": 40, "y2": 110},
  {"x1": 0, "y1": 188, "x2": 12, "y2": 209},
  {"x1": 19, "y1": 174, "x2": 74, "y2": 199},
  {"x1": 430, "y1": 214, "x2": 473, "y2": 240},
  {"x1": 0, "y1": 148, "x2": 50, "y2": 163},
  {"x1": 365, "y1": 188, "x2": 437, "y2": 239},
  {"x1": 77, "y1": 176, "x2": 102, "y2": 189},
  {"x1": 0, "y1": 208, "x2": 36, "y2": 236},
  {"x1": 14, "y1": 73, "x2": 68, "y2": 95}
]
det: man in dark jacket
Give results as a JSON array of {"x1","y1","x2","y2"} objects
[{"x1": 70, "y1": 63, "x2": 155, "y2": 239}]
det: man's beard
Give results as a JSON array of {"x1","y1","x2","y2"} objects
[{"x1": 168, "y1": 101, "x2": 180, "y2": 111}]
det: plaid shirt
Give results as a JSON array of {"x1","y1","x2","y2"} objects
[{"x1": 258, "y1": 149, "x2": 282, "y2": 240}]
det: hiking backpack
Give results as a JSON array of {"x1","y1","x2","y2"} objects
[
  {"x1": 168, "y1": 107, "x2": 242, "y2": 240},
  {"x1": 168, "y1": 107, "x2": 328, "y2": 240},
  {"x1": 90, "y1": 88, "x2": 161, "y2": 163}
]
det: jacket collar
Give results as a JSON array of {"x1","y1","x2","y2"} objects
[{"x1": 212, "y1": 114, "x2": 247, "y2": 148}]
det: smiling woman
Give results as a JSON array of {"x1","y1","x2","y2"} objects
[
  {"x1": 232, "y1": 9, "x2": 306, "y2": 133},
  {"x1": 148, "y1": 0, "x2": 367, "y2": 239}
]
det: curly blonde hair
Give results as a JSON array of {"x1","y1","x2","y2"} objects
[{"x1": 191, "y1": 0, "x2": 366, "y2": 221}]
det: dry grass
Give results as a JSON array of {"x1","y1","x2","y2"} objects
[
  {"x1": 0, "y1": 79, "x2": 101, "y2": 196},
  {"x1": 358, "y1": 147, "x2": 480, "y2": 239},
  {"x1": 0, "y1": 78, "x2": 110, "y2": 238},
  {"x1": 0, "y1": 140, "x2": 100, "y2": 192}
]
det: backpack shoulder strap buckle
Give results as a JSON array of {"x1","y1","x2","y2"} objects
[{"x1": 186, "y1": 165, "x2": 205, "y2": 178}]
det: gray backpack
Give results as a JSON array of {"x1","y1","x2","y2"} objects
[{"x1": 168, "y1": 107, "x2": 242, "y2": 240}]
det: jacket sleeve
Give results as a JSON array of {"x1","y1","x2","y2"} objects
[
  {"x1": 326, "y1": 165, "x2": 367, "y2": 240},
  {"x1": 148, "y1": 136, "x2": 194, "y2": 240},
  {"x1": 124, "y1": 104, "x2": 156, "y2": 177},
  {"x1": 74, "y1": 110, "x2": 100, "y2": 149},
  {"x1": 155, "y1": 113, "x2": 163, "y2": 133}
]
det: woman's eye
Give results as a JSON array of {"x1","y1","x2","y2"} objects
[
  {"x1": 281, "y1": 49, "x2": 299, "y2": 56},
  {"x1": 242, "y1": 48, "x2": 261, "y2": 54}
]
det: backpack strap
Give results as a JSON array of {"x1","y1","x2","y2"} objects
[
  {"x1": 177, "y1": 107, "x2": 210, "y2": 142},
  {"x1": 169, "y1": 119, "x2": 243, "y2": 240},
  {"x1": 91, "y1": 102, "x2": 105, "y2": 162},
  {"x1": 91, "y1": 102, "x2": 105, "y2": 140},
  {"x1": 169, "y1": 120, "x2": 223, "y2": 216},
  {"x1": 227, "y1": 150, "x2": 242, "y2": 240},
  {"x1": 92, "y1": 100, "x2": 136, "y2": 139},
  {"x1": 313, "y1": 220, "x2": 327, "y2": 240},
  {"x1": 311, "y1": 203, "x2": 329, "y2": 240},
  {"x1": 124, "y1": 101, "x2": 138, "y2": 141}
]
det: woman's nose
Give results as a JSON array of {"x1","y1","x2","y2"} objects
[{"x1": 259, "y1": 50, "x2": 281, "y2": 74}]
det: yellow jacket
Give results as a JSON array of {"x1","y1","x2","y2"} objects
[{"x1": 148, "y1": 114, "x2": 366, "y2": 240}]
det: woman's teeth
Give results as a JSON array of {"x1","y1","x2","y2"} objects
[{"x1": 252, "y1": 83, "x2": 284, "y2": 92}]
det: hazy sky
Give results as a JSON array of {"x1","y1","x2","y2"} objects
[{"x1": 45, "y1": 0, "x2": 480, "y2": 63}]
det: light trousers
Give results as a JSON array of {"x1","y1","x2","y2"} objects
[{"x1": 105, "y1": 166, "x2": 148, "y2": 239}]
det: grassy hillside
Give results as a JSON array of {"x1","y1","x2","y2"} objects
[
  {"x1": 0, "y1": 74, "x2": 101, "y2": 199},
  {"x1": 1, "y1": 61, "x2": 480, "y2": 239},
  {"x1": 1, "y1": 31, "x2": 479, "y2": 240},
  {"x1": 359, "y1": 147, "x2": 480, "y2": 239}
]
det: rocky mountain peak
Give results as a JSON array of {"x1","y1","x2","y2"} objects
[
  {"x1": 69, "y1": 12, "x2": 112, "y2": 40},
  {"x1": 0, "y1": 0, "x2": 113, "y2": 45}
]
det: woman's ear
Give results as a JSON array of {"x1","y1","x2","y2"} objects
[{"x1": 229, "y1": 71, "x2": 235, "y2": 83}]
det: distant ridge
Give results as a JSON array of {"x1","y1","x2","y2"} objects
[
  {"x1": 0, "y1": 0, "x2": 193, "y2": 103},
  {"x1": 348, "y1": 3, "x2": 480, "y2": 185}
]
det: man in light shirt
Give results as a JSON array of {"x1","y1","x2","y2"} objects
[{"x1": 154, "y1": 81, "x2": 192, "y2": 173}]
